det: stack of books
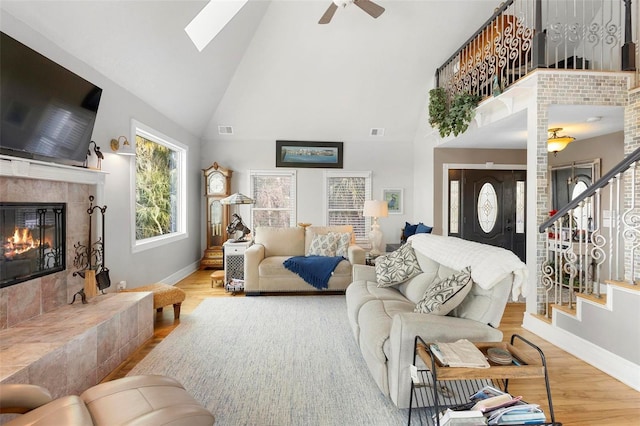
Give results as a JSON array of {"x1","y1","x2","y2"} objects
[{"x1": 435, "y1": 386, "x2": 547, "y2": 426}]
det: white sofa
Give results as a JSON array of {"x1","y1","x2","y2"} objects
[
  {"x1": 345, "y1": 233, "x2": 528, "y2": 408},
  {"x1": 244, "y1": 226, "x2": 366, "y2": 295}
]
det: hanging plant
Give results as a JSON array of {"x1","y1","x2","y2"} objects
[{"x1": 428, "y1": 88, "x2": 481, "y2": 138}]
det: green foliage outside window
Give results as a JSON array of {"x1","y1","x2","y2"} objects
[{"x1": 135, "y1": 135, "x2": 177, "y2": 240}]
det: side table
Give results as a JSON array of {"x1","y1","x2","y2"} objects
[
  {"x1": 408, "y1": 334, "x2": 559, "y2": 426},
  {"x1": 223, "y1": 240, "x2": 252, "y2": 294}
]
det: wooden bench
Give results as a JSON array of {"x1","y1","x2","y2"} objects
[{"x1": 123, "y1": 283, "x2": 186, "y2": 319}]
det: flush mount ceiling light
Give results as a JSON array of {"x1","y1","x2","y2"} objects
[{"x1": 547, "y1": 128, "x2": 575, "y2": 156}]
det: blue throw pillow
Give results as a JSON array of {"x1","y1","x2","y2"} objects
[
  {"x1": 403, "y1": 222, "x2": 418, "y2": 240},
  {"x1": 415, "y1": 223, "x2": 433, "y2": 234}
]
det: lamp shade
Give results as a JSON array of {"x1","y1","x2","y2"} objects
[
  {"x1": 220, "y1": 193, "x2": 255, "y2": 205},
  {"x1": 547, "y1": 128, "x2": 575, "y2": 154},
  {"x1": 363, "y1": 200, "x2": 388, "y2": 218},
  {"x1": 110, "y1": 136, "x2": 136, "y2": 155}
]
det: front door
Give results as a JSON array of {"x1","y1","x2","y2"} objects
[{"x1": 448, "y1": 169, "x2": 526, "y2": 261}]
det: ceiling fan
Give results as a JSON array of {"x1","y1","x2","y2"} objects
[{"x1": 319, "y1": 0, "x2": 385, "y2": 25}]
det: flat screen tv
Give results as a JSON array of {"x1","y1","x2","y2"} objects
[{"x1": 0, "y1": 31, "x2": 102, "y2": 166}]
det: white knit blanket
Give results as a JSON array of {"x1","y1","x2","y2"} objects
[{"x1": 408, "y1": 233, "x2": 528, "y2": 301}]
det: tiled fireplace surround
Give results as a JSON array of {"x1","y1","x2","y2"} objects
[{"x1": 0, "y1": 159, "x2": 153, "y2": 402}]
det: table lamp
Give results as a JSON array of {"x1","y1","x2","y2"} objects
[
  {"x1": 220, "y1": 193, "x2": 255, "y2": 241},
  {"x1": 363, "y1": 200, "x2": 388, "y2": 255}
]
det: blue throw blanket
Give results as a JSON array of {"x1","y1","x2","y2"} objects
[{"x1": 283, "y1": 255, "x2": 344, "y2": 290}]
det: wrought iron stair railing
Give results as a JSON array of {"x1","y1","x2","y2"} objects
[{"x1": 538, "y1": 146, "x2": 640, "y2": 316}]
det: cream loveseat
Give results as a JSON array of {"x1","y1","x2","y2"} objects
[
  {"x1": 345, "y1": 233, "x2": 528, "y2": 408},
  {"x1": 244, "y1": 226, "x2": 366, "y2": 295}
]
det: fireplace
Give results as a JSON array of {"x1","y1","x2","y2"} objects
[{"x1": 0, "y1": 202, "x2": 66, "y2": 288}]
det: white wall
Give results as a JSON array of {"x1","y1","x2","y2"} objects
[
  {"x1": 198, "y1": 1, "x2": 461, "y2": 247},
  {"x1": 2, "y1": 11, "x2": 203, "y2": 288},
  {"x1": 201, "y1": 137, "x2": 414, "y2": 248}
]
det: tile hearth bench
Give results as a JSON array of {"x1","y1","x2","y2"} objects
[{"x1": 0, "y1": 292, "x2": 153, "y2": 399}]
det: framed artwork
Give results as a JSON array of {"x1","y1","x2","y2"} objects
[
  {"x1": 382, "y1": 188, "x2": 403, "y2": 214},
  {"x1": 276, "y1": 140, "x2": 343, "y2": 168}
]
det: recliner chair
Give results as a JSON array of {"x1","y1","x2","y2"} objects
[{"x1": 0, "y1": 375, "x2": 215, "y2": 425}]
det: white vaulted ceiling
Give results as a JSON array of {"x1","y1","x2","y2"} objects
[
  {"x1": 1, "y1": 1, "x2": 624, "y2": 145},
  {"x1": 1, "y1": 0, "x2": 496, "y2": 140}
]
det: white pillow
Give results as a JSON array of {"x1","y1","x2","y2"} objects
[
  {"x1": 414, "y1": 267, "x2": 473, "y2": 316},
  {"x1": 375, "y1": 243, "x2": 423, "y2": 287},
  {"x1": 307, "y1": 233, "x2": 338, "y2": 256},
  {"x1": 330, "y1": 232, "x2": 351, "y2": 257}
]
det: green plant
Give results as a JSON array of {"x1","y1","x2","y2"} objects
[{"x1": 428, "y1": 88, "x2": 481, "y2": 138}]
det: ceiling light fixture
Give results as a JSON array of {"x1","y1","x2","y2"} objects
[{"x1": 547, "y1": 128, "x2": 575, "y2": 156}]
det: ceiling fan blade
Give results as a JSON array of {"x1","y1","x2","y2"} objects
[
  {"x1": 319, "y1": 3, "x2": 338, "y2": 24},
  {"x1": 354, "y1": 0, "x2": 385, "y2": 19}
]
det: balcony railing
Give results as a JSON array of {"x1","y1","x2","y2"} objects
[{"x1": 436, "y1": 0, "x2": 636, "y2": 99}]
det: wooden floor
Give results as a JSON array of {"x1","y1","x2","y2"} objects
[{"x1": 105, "y1": 270, "x2": 640, "y2": 425}]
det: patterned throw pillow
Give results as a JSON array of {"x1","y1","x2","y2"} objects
[
  {"x1": 330, "y1": 232, "x2": 351, "y2": 257},
  {"x1": 308, "y1": 233, "x2": 338, "y2": 256},
  {"x1": 375, "y1": 243, "x2": 423, "y2": 287},
  {"x1": 414, "y1": 267, "x2": 473, "y2": 316}
]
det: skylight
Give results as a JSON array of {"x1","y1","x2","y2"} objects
[{"x1": 185, "y1": 0, "x2": 249, "y2": 52}]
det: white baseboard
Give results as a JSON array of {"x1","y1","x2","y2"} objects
[
  {"x1": 160, "y1": 261, "x2": 200, "y2": 286},
  {"x1": 523, "y1": 313, "x2": 640, "y2": 392}
]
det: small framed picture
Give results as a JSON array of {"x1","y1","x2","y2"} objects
[{"x1": 382, "y1": 188, "x2": 403, "y2": 214}]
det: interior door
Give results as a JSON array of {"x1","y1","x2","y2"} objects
[{"x1": 450, "y1": 169, "x2": 526, "y2": 261}]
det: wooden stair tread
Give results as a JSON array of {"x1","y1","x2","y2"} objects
[
  {"x1": 531, "y1": 313, "x2": 552, "y2": 324},
  {"x1": 550, "y1": 303, "x2": 576, "y2": 316},
  {"x1": 605, "y1": 279, "x2": 640, "y2": 292},
  {"x1": 576, "y1": 292, "x2": 607, "y2": 305}
]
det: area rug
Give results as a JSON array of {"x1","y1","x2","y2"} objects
[{"x1": 128, "y1": 296, "x2": 409, "y2": 425}]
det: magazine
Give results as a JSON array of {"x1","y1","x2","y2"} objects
[
  {"x1": 487, "y1": 404, "x2": 545, "y2": 425},
  {"x1": 431, "y1": 339, "x2": 490, "y2": 368}
]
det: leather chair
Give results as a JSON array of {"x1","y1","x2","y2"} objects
[{"x1": 0, "y1": 375, "x2": 214, "y2": 425}]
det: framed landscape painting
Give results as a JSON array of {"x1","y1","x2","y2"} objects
[
  {"x1": 382, "y1": 188, "x2": 403, "y2": 214},
  {"x1": 276, "y1": 140, "x2": 343, "y2": 168}
]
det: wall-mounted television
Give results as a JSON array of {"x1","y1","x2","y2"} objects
[{"x1": 0, "y1": 31, "x2": 103, "y2": 166}]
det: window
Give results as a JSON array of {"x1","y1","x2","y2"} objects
[
  {"x1": 250, "y1": 170, "x2": 297, "y2": 228},
  {"x1": 325, "y1": 171, "x2": 371, "y2": 244},
  {"x1": 132, "y1": 120, "x2": 187, "y2": 252}
]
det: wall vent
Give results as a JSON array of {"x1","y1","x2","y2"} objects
[
  {"x1": 218, "y1": 126, "x2": 234, "y2": 135},
  {"x1": 370, "y1": 128, "x2": 385, "y2": 136}
]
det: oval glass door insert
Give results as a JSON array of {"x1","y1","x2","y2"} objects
[{"x1": 477, "y1": 183, "x2": 498, "y2": 233}]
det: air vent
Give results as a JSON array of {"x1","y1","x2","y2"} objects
[
  {"x1": 370, "y1": 128, "x2": 385, "y2": 136},
  {"x1": 218, "y1": 126, "x2": 234, "y2": 135}
]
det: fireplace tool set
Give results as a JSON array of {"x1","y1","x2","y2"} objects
[{"x1": 71, "y1": 196, "x2": 109, "y2": 304}]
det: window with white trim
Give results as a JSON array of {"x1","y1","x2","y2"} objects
[
  {"x1": 324, "y1": 171, "x2": 371, "y2": 244},
  {"x1": 250, "y1": 170, "x2": 297, "y2": 228},
  {"x1": 132, "y1": 120, "x2": 187, "y2": 252}
]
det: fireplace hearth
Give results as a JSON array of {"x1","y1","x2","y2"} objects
[{"x1": 0, "y1": 202, "x2": 65, "y2": 288}]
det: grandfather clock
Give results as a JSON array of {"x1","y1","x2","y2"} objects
[{"x1": 201, "y1": 162, "x2": 232, "y2": 269}]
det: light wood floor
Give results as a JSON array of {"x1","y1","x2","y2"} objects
[{"x1": 105, "y1": 270, "x2": 640, "y2": 425}]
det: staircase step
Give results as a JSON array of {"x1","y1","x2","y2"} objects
[
  {"x1": 576, "y1": 292, "x2": 607, "y2": 305},
  {"x1": 550, "y1": 303, "x2": 576, "y2": 316},
  {"x1": 605, "y1": 279, "x2": 640, "y2": 292},
  {"x1": 531, "y1": 313, "x2": 552, "y2": 324}
]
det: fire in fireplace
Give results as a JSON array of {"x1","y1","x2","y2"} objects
[{"x1": 0, "y1": 202, "x2": 66, "y2": 288}]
